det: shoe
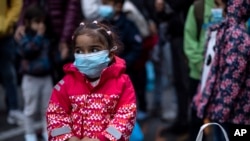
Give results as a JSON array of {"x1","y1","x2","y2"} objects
[
  {"x1": 160, "y1": 111, "x2": 177, "y2": 122},
  {"x1": 7, "y1": 110, "x2": 25, "y2": 126},
  {"x1": 159, "y1": 123, "x2": 188, "y2": 136},
  {"x1": 24, "y1": 133, "x2": 38, "y2": 141}
]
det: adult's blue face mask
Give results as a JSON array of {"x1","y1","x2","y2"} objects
[
  {"x1": 98, "y1": 5, "x2": 115, "y2": 19},
  {"x1": 211, "y1": 8, "x2": 224, "y2": 23},
  {"x1": 73, "y1": 50, "x2": 111, "y2": 79}
]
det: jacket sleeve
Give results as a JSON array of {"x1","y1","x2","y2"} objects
[
  {"x1": 60, "y1": 0, "x2": 81, "y2": 43},
  {"x1": 1, "y1": 0, "x2": 22, "y2": 35},
  {"x1": 46, "y1": 79, "x2": 74, "y2": 141},
  {"x1": 97, "y1": 75, "x2": 137, "y2": 141},
  {"x1": 183, "y1": 5, "x2": 204, "y2": 77}
]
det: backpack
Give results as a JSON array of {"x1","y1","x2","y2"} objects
[{"x1": 193, "y1": 0, "x2": 205, "y2": 40}]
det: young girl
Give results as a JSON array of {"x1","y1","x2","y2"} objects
[
  {"x1": 46, "y1": 21, "x2": 137, "y2": 141},
  {"x1": 17, "y1": 4, "x2": 53, "y2": 141}
]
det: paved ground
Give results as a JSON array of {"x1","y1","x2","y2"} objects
[{"x1": 0, "y1": 86, "x2": 190, "y2": 141}]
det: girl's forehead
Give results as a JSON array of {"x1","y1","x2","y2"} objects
[{"x1": 75, "y1": 34, "x2": 108, "y2": 48}]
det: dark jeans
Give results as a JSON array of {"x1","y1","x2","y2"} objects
[
  {"x1": 188, "y1": 77, "x2": 203, "y2": 141},
  {"x1": 170, "y1": 37, "x2": 190, "y2": 124},
  {"x1": 0, "y1": 37, "x2": 19, "y2": 112}
]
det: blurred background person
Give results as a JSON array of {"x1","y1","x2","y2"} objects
[
  {"x1": 14, "y1": 0, "x2": 82, "y2": 84},
  {"x1": 0, "y1": 0, "x2": 25, "y2": 126},
  {"x1": 16, "y1": 4, "x2": 53, "y2": 141},
  {"x1": 150, "y1": 0, "x2": 178, "y2": 122},
  {"x1": 183, "y1": 0, "x2": 215, "y2": 140},
  {"x1": 193, "y1": 0, "x2": 250, "y2": 140},
  {"x1": 153, "y1": 0, "x2": 193, "y2": 137}
]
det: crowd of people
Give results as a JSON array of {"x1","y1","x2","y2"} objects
[{"x1": 0, "y1": 0, "x2": 250, "y2": 141}]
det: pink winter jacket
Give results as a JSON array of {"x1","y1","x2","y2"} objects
[{"x1": 46, "y1": 56, "x2": 137, "y2": 141}]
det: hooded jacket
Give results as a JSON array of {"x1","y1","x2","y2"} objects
[
  {"x1": 184, "y1": 0, "x2": 214, "y2": 80},
  {"x1": 46, "y1": 56, "x2": 137, "y2": 141},
  {"x1": 193, "y1": 0, "x2": 250, "y2": 125}
]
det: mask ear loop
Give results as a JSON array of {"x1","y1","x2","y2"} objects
[{"x1": 110, "y1": 46, "x2": 117, "y2": 52}]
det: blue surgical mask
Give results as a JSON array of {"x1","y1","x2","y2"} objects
[
  {"x1": 98, "y1": 5, "x2": 114, "y2": 19},
  {"x1": 211, "y1": 8, "x2": 224, "y2": 23},
  {"x1": 73, "y1": 50, "x2": 111, "y2": 78}
]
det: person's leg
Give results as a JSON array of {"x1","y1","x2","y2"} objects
[
  {"x1": 22, "y1": 75, "x2": 41, "y2": 141},
  {"x1": 0, "y1": 37, "x2": 24, "y2": 125},
  {"x1": 160, "y1": 41, "x2": 177, "y2": 121},
  {"x1": 160, "y1": 37, "x2": 190, "y2": 136},
  {"x1": 40, "y1": 75, "x2": 53, "y2": 141}
]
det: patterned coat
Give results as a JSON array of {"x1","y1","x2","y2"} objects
[
  {"x1": 193, "y1": 0, "x2": 250, "y2": 125},
  {"x1": 46, "y1": 56, "x2": 137, "y2": 141}
]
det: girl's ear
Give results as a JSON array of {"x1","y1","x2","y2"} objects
[{"x1": 109, "y1": 51, "x2": 115, "y2": 61}]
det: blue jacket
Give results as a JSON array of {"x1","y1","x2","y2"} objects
[
  {"x1": 110, "y1": 13, "x2": 142, "y2": 70},
  {"x1": 18, "y1": 33, "x2": 52, "y2": 76}
]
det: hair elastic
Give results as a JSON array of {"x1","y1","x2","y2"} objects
[
  {"x1": 107, "y1": 31, "x2": 112, "y2": 35},
  {"x1": 111, "y1": 46, "x2": 117, "y2": 51},
  {"x1": 92, "y1": 20, "x2": 98, "y2": 24},
  {"x1": 80, "y1": 22, "x2": 85, "y2": 26}
]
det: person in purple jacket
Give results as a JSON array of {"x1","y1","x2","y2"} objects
[{"x1": 14, "y1": 0, "x2": 82, "y2": 84}]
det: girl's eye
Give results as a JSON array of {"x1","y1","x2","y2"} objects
[
  {"x1": 75, "y1": 49, "x2": 83, "y2": 54},
  {"x1": 91, "y1": 48, "x2": 100, "y2": 52}
]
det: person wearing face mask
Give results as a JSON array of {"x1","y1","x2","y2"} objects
[
  {"x1": 193, "y1": 0, "x2": 250, "y2": 140},
  {"x1": 99, "y1": 0, "x2": 147, "y2": 120},
  {"x1": 46, "y1": 21, "x2": 137, "y2": 141}
]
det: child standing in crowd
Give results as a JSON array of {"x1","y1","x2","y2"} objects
[
  {"x1": 17, "y1": 4, "x2": 53, "y2": 141},
  {"x1": 46, "y1": 21, "x2": 137, "y2": 141},
  {"x1": 193, "y1": 0, "x2": 250, "y2": 140}
]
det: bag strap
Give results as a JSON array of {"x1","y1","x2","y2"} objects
[
  {"x1": 195, "y1": 122, "x2": 229, "y2": 141},
  {"x1": 193, "y1": 0, "x2": 205, "y2": 41}
]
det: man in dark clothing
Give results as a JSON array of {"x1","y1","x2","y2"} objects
[{"x1": 101, "y1": 0, "x2": 146, "y2": 118}]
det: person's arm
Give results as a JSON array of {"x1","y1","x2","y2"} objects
[
  {"x1": 184, "y1": 5, "x2": 204, "y2": 78},
  {"x1": 97, "y1": 75, "x2": 137, "y2": 141},
  {"x1": 47, "y1": 78, "x2": 75, "y2": 141},
  {"x1": 0, "y1": 0, "x2": 22, "y2": 36}
]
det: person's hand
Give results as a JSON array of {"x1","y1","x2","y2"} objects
[
  {"x1": 67, "y1": 136, "x2": 81, "y2": 141},
  {"x1": 59, "y1": 42, "x2": 69, "y2": 60},
  {"x1": 81, "y1": 137, "x2": 100, "y2": 141},
  {"x1": 37, "y1": 23, "x2": 46, "y2": 36},
  {"x1": 14, "y1": 25, "x2": 25, "y2": 42}
]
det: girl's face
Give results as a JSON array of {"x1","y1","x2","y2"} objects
[{"x1": 74, "y1": 34, "x2": 109, "y2": 54}]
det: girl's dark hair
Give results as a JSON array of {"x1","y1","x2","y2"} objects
[
  {"x1": 72, "y1": 21, "x2": 123, "y2": 54},
  {"x1": 24, "y1": 4, "x2": 46, "y2": 23}
]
